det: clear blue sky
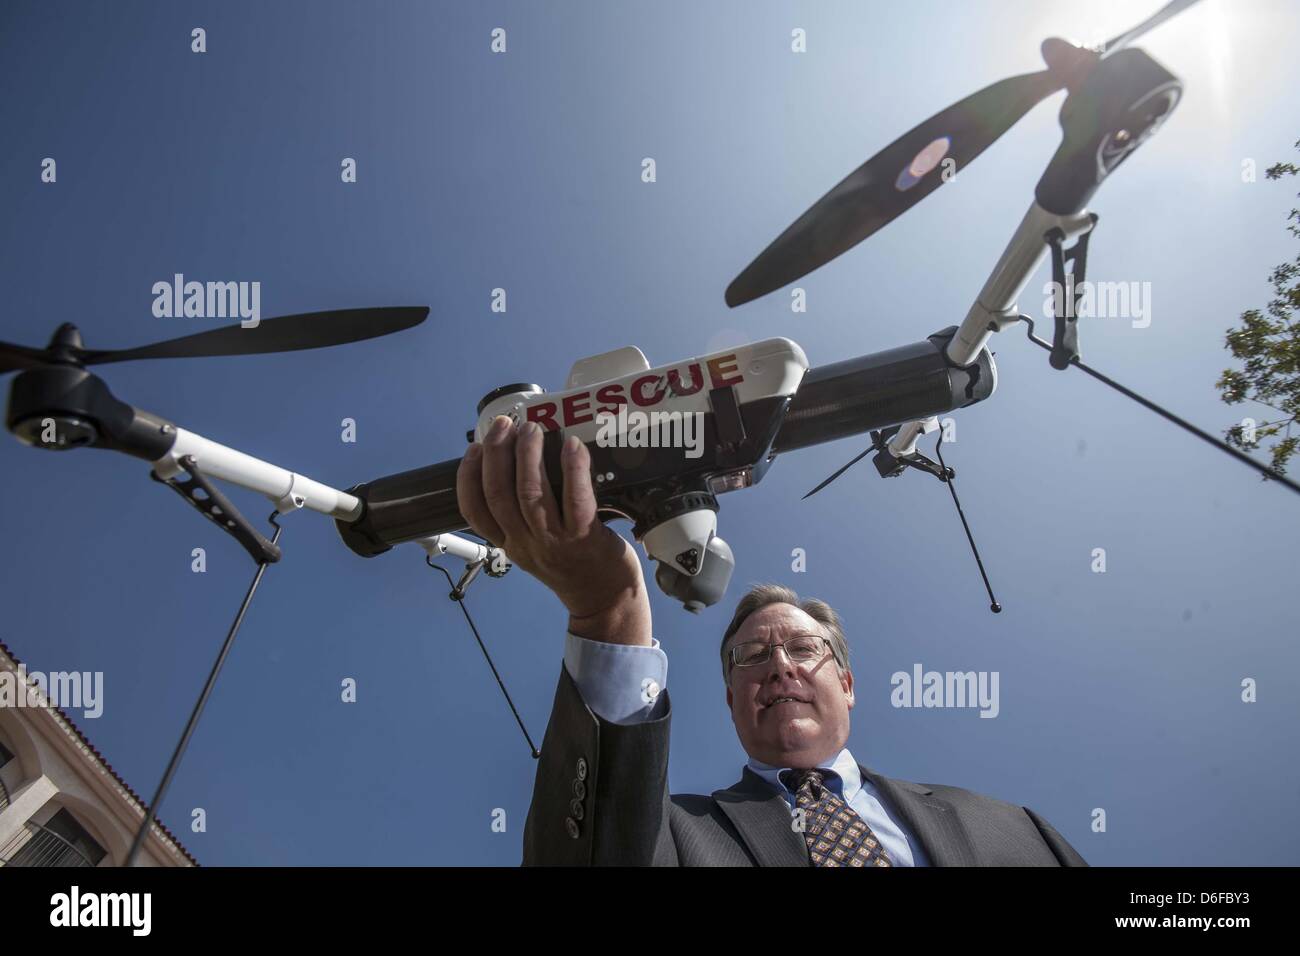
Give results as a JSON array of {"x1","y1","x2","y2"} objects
[{"x1": 1, "y1": 0, "x2": 1296, "y2": 865}]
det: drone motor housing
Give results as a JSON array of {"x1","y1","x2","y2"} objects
[
  {"x1": 6, "y1": 363, "x2": 175, "y2": 459},
  {"x1": 1036, "y1": 47, "x2": 1183, "y2": 216}
]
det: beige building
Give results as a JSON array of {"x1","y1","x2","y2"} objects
[{"x1": 0, "y1": 640, "x2": 196, "y2": 867}]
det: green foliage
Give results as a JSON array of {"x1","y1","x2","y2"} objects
[{"x1": 1218, "y1": 141, "x2": 1300, "y2": 476}]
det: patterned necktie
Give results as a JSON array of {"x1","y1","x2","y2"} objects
[{"x1": 781, "y1": 768, "x2": 894, "y2": 867}]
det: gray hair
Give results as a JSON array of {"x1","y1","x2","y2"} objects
[{"x1": 719, "y1": 583, "x2": 850, "y2": 683}]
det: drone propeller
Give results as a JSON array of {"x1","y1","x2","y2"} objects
[
  {"x1": 0, "y1": 342, "x2": 49, "y2": 374},
  {"x1": 0, "y1": 306, "x2": 430, "y2": 372},
  {"x1": 802, "y1": 427, "x2": 896, "y2": 499},
  {"x1": 1101, "y1": 0, "x2": 1201, "y2": 59},
  {"x1": 726, "y1": 70, "x2": 1062, "y2": 308},
  {"x1": 725, "y1": 0, "x2": 1203, "y2": 307}
]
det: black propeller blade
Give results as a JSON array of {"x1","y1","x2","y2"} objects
[
  {"x1": 727, "y1": 70, "x2": 1062, "y2": 308},
  {"x1": 1101, "y1": 0, "x2": 1202, "y2": 59},
  {"x1": 726, "y1": 0, "x2": 1204, "y2": 308},
  {"x1": 802, "y1": 445, "x2": 875, "y2": 500},
  {"x1": 0, "y1": 306, "x2": 429, "y2": 372},
  {"x1": 80, "y1": 306, "x2": 429, "y2": 365},
  {"x1": 802, "y1": 427, "x2": 897, "y2": 500},
  {"x1": 0, "y1": 342, "x2": 51, "y2": 374}
]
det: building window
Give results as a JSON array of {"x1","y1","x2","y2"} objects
[
  {"x1": 2, "y1": 808, "x2": 108, "y2": 867},
  {"x1": 43, "y1": 809, "x2": 108, "y2": 865}
]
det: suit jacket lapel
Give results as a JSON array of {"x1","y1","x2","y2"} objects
[
  {"x1": 712, "y1": 767, "x2": 810, "y2": 867},
  {"x1": 859, "y1": 764, "x2": 979, "y2": 866}
]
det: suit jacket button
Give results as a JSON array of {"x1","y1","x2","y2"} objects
[
  {"x1": 565, "y1": 817, "x2": 580, "y2": 839},
  {"x1": 570, "y1": 798, "x2": 584, "y2": 821},
  {"x1": 576, "y1": 757, "x2": 588, "y2": 781},
  {"x1": 572, "y1": 778, "x2": 586, "y2": 800}
]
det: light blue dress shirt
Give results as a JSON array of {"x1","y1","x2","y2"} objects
[
  {"x1": 562, "y1": 632, "x2": 931, "y2": 866},
  {"x1": 563, "y1": 631, "x2": 669, "y2": 724}
]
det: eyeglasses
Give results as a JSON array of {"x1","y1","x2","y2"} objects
[{"x1": 728, "y1": 635, "x2": 830, "y2": 670}]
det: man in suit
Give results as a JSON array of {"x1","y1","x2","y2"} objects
[{"x1": 457, "y1": 415, "x2": 1087, "y2": 866}]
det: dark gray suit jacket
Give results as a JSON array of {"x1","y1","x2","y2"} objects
[{"x1": 523, "y1": 665, "x2": 1088, "y2": 866}]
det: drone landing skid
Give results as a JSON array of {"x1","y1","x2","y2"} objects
[
  {"x1": 1045, "y1": 214, "x2": 1100, "y2": 370},
  {"x1": 151, "y1": 455, "x2": 282, "y2": 564},
  {"x1": 130, "y1": 461, "x2": 287, "y2": 866},
  {"x1": 855, "y1": 425, "x2": 1001, "y2": 615}
]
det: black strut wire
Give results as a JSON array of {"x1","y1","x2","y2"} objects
[
  {"x1": 429, "y1": 559, "x2": 539, "y2": 759},
  {"x1": 126, "y1": 511, "x2": 284, "y2": 867},
  {"x1": 1019, "y1": 315, "x2": 1300, "y2": 498},
  {"x1": 933, "y1": 437, "x2": 1002, "y2": 614}
]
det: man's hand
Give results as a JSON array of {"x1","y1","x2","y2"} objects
[{"x1": 456, "y1": 415, "x2": 653, "y2": 647}]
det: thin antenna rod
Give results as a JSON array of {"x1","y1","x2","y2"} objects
[
  {"x1": 1020, "y1": 316, "x2": 1300, "y2": 497},
  {"x1": 127, "y1": 513, "x2": 284, "y2": 867},
  {"x1": 429, "y1": 559, "x2": 540, "y2": 759},
  {"x1": 934, "y1": 437, "x2": 1002, "y2": 613}
]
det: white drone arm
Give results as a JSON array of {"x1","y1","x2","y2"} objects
[
  {"x1": 886, "y1": 417, "x2": 940, "y2": 459},
  {"x1": 414, "y1": 533, "x2": 496, "y2": 565},
  {"x1": 151, "y1": 427, "x2": 362, "y2": 519},
  {"x1": 882, "y1": 201, "x2": 1095, "y2": 459},
  {"x1": 946, "y1": 201, "x2": 1097, "y2": 366},
  {"x1": 149, "y1": 425, "x2": 491, "y2": 563}
]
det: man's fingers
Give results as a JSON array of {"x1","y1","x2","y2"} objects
[
  {"x1": 561, "y1": 435, "x2": 598, "y2": 535},
  {"x1": 456, "y1": 442, "x2": 505, "y2": 546},
  {"x1": 481, "y1": 416, "x2": 530, "y2": 543},
  {"x1": 515, "y1": 421, "x2": 562, "y2": 537}
]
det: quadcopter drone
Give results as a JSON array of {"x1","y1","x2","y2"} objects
[{"x1": 3, "y1": 0, "x2": 1292, "y2": 860}]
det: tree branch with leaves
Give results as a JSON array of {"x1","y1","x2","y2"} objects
[{"x1": 1218, "y1": 140, "x2": 1300, "y2": 476}]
